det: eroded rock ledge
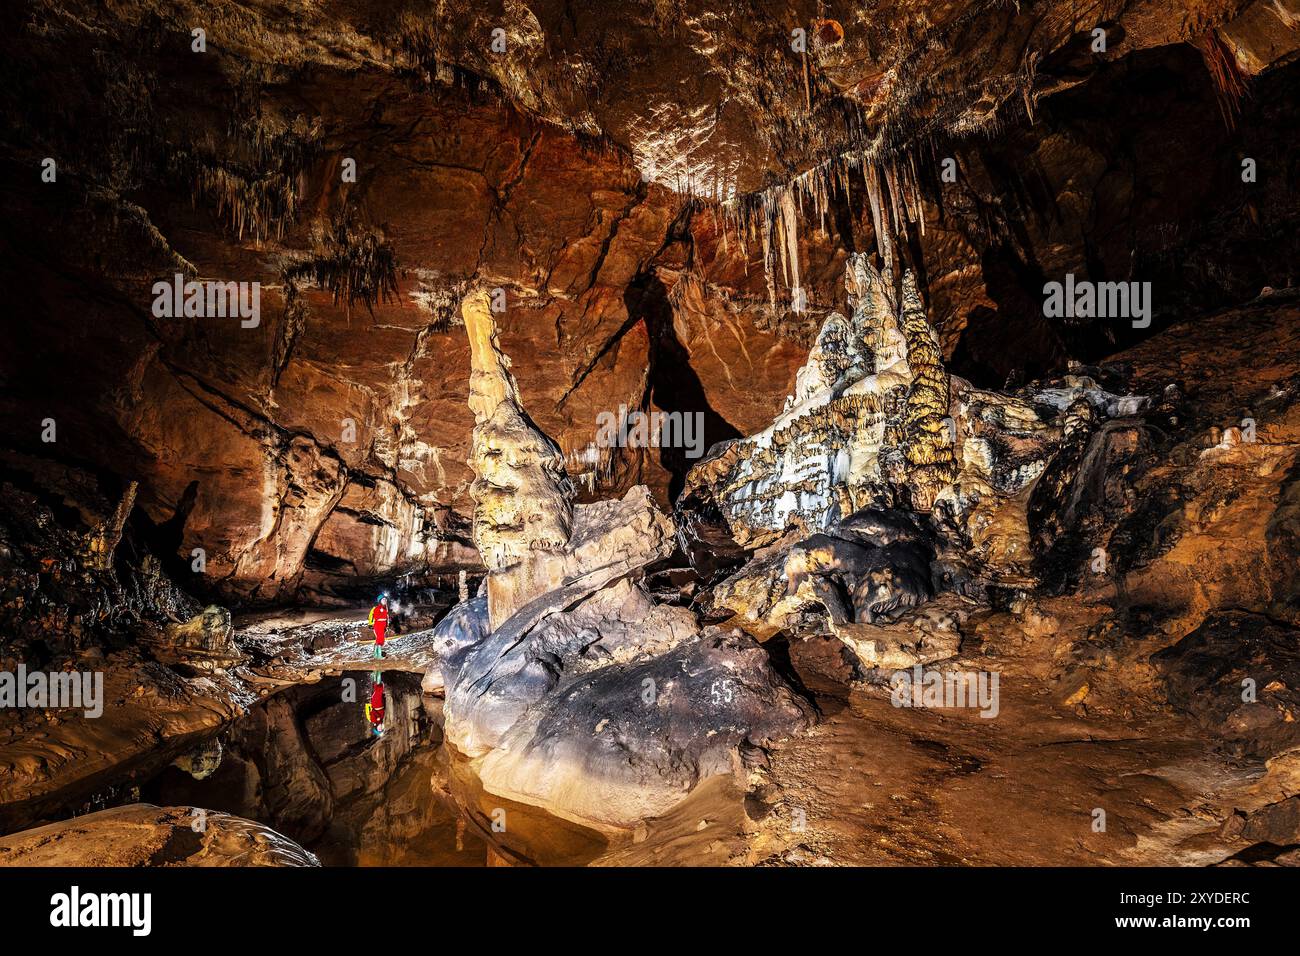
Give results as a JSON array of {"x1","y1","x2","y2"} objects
[{"x1": 0, "y1": 804, "x2": 318, "y2": 867}]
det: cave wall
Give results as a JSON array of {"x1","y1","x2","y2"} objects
[{"x1": 1, "y1": 0, "x2": 1297, "y2": 604}]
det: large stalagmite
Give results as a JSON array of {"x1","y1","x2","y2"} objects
[
  {"x1": 677, "y1": 254, "x2": 957, "y2": 552},
  {"x1": 429, "y1": 290, "x2": 813, "y2": 829},
  {"x1": 462, "y1": 289, "x2": 575, "y2": 629}
]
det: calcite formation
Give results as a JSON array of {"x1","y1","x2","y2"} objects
[
  {"x1": 897, "y1": 273, "x2": 959, "y2": 511},
  {"x1": 679, "y1": 254, "x2": 968, "y2": 552},
  {"x1": 431, "y1": 301, "x2": 812, "y2": 828},
  {"x1": 681, "y1": 253, "x2": 1162, "y2": 670},
  {"x1": 81, "y1": 481, "x2": 137, "y2": 572},
  {"x1": 679, "y1": 253, "x2": 1148, "y2": 585},
  {"x1": 463, "y1": 289, "x2": 575, "y2": 628},
  {"x1": 149, "y1": 605, "x2": 245, "y2": 670}
]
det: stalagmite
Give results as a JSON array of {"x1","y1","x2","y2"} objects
[
  {"x1": 677, "y1": 252, "x2": 1087, "y2": 562},
  {"x1": 897, "y1": 272, "x2": 958, "y2": 511},
  {"x1": 82, "y1": 481, "x2": 138, "y2": 571},
  {"x1": 462, "y1": 289, "x2": 574, "y2": 628}
]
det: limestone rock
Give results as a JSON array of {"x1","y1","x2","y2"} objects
[
  {"x1": 443, "y1": 576, "x2": 698, "y2": 759},
  {"x1": 829, "y1": 594, "x2": 972, "y2": 671},
  {"x1": 473, "y1": 627, "x2": 814, "y2": 829},
  {"x1": 463, "y1": 288, "x2": 576, "y2": 627},
  {"x1": 1152, "y1": 611, "x2": 1300, "y2": 759},
  {"x1": 0, "y1": 804, "x2": 318, "y2": 867},
  {"x1": 420, "y1": 595, "x2": 489, "y2": 695},
  {"x1": 81, "y1": 481, "x2": 137, "y2": 572},
  {"x1": 678, "y1": 255, "x2": 918, "y2": 553},
  {"x1": 705, "y1": 509, "x2": 936, "y2": 641},
  {"x1": 152, "y1": 606, "x2": 244, "y2": 668}
]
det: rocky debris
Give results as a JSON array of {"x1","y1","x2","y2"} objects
[
  {"x1": 172, "y1": 738, "x2": 224, "y2": 781},
  {"x1": 829, "y1": 594, "x2": 973, "y2": 672},
  {"x1": 0, "y1": 804, "x2": 318, "y2": 867},
  {"x1": 704, "y1": 511, "x2": 936, "y2": 640},
  {"x1": 1152, "y1": 612, "x2": 1300, "y2": 759},
  {"x1": 148, "y1": 606, "x2": 244, "y2": 669},
  {"x1": 0, "y1": 453, "x2": 202, "y2": 659},
  {"x1": 474, "y1": 627, "x2": 814, "y2": 829},
  {"x1": 233, "y1": 609, "x2": 447, "y2": 689}
]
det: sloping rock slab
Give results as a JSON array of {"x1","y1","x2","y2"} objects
[{"x1": 0, "y1": 804, "x2": 318, "y2": 867}]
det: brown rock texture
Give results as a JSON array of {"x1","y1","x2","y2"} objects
[{"x1": 0, "y1": 804, "x2": 318, "y2": 867}]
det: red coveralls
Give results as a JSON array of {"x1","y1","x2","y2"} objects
[
  {"x1": 369, "y1": 602, "x2": 389, "y2": 646},
  {"x1": 367, "y1": 683, "x2": 386, "y2": 729}
]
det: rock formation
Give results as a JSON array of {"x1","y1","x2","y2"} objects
[
  {"x1": 679, "y1": 254, "x2": 1086, "y2": 572},
  {"x1": 463, "y1": 288, "x2": 575, "y2": 628},
  {"x1": 679, "y1": 253, "x2": 1155, "y2": 671},
  {"x1": 3, "y1": 0, "x2": 1300, "y2": 874},
  {"x1": 429, "y1": 304, "x2": 812, "y2": 828},
  {"x1": 0, "y1": 804, "x2": 318, "y2": 867}
]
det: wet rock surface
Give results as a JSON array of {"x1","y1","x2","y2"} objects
[
  {"x1": 477, "y1": 626, "x2": 815, "y2": 828},
  {"x1": 1153, "y1": 612, "x2": 1300, "y2": 759}
]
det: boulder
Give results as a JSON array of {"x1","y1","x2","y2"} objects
[{"x1": 474, "y1": 627, "x2": 814, "y2": 829}]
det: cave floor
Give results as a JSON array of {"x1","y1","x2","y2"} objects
[
  {"x1": 229, "y1": 572, "x2": 1282, "y2": 868},
  {"x1": 593, "y1": 650, "x2": 1264, "y2": 868}
]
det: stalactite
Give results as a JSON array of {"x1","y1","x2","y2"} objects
[
  {"x1": 282, "y1": 217, "x2": 399, "y2": 320},
  {"x1": 864, "y1": 161, "x2": 893, "y2": 267},
  {"x1": 780, "y1": 187, "x2": 802, "y2": 312}
]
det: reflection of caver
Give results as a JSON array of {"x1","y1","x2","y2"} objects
[
  {"x1": 368, "y1": 594, "x2": 389, "y2": 659},
  {"x1": 364, "y1": 678, "x2": 385, "y2": 737}
]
